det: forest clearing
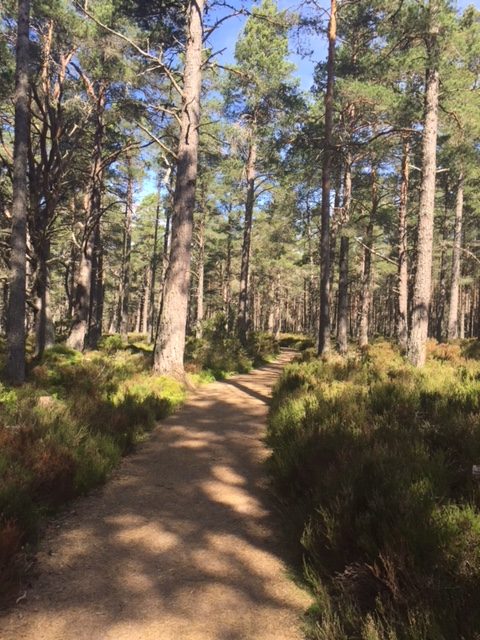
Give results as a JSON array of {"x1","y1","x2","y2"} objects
[{"x1": 1, "y1": 0, "x2": 480, "y2": 638}]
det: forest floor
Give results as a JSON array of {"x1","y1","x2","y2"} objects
[{"x1": 0, "y1": 350, "x2": 310, "y2": 640}]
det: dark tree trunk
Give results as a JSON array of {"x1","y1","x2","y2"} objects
[
  {"x1": 337, "y1": 236, "x2": 349, "y2": 355},
  {"x1": 153, "y1": 0, "x2": 205, "y2": 376},
  {"x1": 87, "y1": 222, "x2": 103, "y2": 349},
  {"x1": 6, "y1": 0, "x2": 30, "y2": 384},
  {"x1": 318, "y1": 0, "x2": 336, "y2": 356},
  {"x1": 397, "y1": 139, "x2": 410, "y2": 352},
  {"x1": 237, "y1": 138, "x2": 256, "y2": 346}
]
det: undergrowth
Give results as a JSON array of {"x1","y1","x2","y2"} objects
[
  {"x1": 0, "y1": 345, "x2": 185, "y2": 598},
  {"x1": 186, "y1": 314, "x2": 279, "y2": 378},
  {"x1": 268, "y1": 339, "x2": 480, "y2": 640}
]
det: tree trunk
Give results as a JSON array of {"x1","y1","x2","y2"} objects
[
  {"x1": 447, "y1": 173, "x2": 464, "y2": 340},
  {"x1": 397, "y1": 138, "x2": 410, "y2": 352},
  {"x1": 119, "y1": 156, "x2": 134, "y2": 341},
  {"x1": 148, "y1": 190, "x2": 162, "y2": 341},
  {"x1": 153, "y1": 0, "x2": 205, "y2": 376},
  {"x1": 196, "y1": 205, "x2": 205, "y2": 338},
  {"x1": 87, "y1": 222, "x2": 103, "y2": 349},
  {"x1": 66, "y1": 87, "x2": 105, "y2": 351},
  {"x1": 237, "y1": 138, "x2": 257, "y2": 346},
  {"x1": 336, "y1": 156, "x2": 352, "y2": 355},
  {"x1": 358, "y1": 168, "x2": 377, "y2": 348},
  {"x1": 337, "y1": 236, "x2": 349, "y2": 355},
  {"x1": 407, "y1": 8, "x2": 439, "y2": 367},
  {"x1": 6, "y1": 0, "x2": 30, "y2": 384},
  {"x1": 318, "y1": 0, "x2": 336, "y2": 356},
  {"x1": 435, "y1": 181, "x2": 449, "y2": 342}
]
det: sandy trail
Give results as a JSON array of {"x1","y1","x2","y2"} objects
[{"x1": 0, "y1": 351, "x2": 310, "y2": 640}]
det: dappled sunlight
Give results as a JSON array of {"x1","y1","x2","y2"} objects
[{"x1": 0, "y1": 353, "x2": 309, "y2": 640}]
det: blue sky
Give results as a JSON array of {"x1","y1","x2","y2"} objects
[{"x1": 138, "y1": 0, "x2": 480, "y2": 200}]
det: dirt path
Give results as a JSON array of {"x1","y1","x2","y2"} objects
[{"x1": 0, "y1": 351, "x2": 310, "y2": 640}]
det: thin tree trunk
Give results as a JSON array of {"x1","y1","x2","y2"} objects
[
  {"x1": 408, "y1": 5, "x2": 439, "y2": 366},
  {"x1": 87, "y1": 222, "x2": 103, "y2": 349},
  {"x1": 148, "y1": 188, "x2": 162, "y2": 342},
  {"x1": 397, "y1": 138, "x2": 410, "y2": 351},
  {"x1": 119, "y1": 156, "x2": 134, "y2": 341},
  {"x1": 337, "y1": 236, "x2": 349, "y2": 354},
  {"x1": 358, "y1": 168, "x2": 377, "y2": 348},
  {"x1": 336, "y1": 156, "x2": 352, "y2": 354},
  {"x1": 6, "y1": 0, "x2": 30, "y2": 384},
  {"x1": 153, "y1": 0, "x2": 205, "y2": 376},
  {"x1": 436, "y1": 181, "x2": 449, "y2": 342},
  {"x1": 318, "y1": 0, "x2": 336, "y2": 356},
  {"x1": 447, "y1": 173, "x2": 464, "y2": 340},
  {"x1": 237, "y1": 138, "x2": 256, "y2": 346},
  {"x1": 196, "y1": 205, "x2": 205, "y2": 338}
]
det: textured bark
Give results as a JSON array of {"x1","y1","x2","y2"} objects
[
  {"x1": 408, "y1": 9, "x2": 439, "y2": 366},
  {"x1": 397, "y1": 139, "x2": 410, "y2": 352},
  {"x1": 153, "y1": 0, "x2": 204, "y2": 376},
  {"x1": 237, "y1": 139, "x2": 257, "y2": 346},
  {"x1": 447, "y1": 173, "x2": 464, "y2": 340},
  {"x1": 318, "y1": 0, "x2": 336, "y2": 356},
  {"x1": 6, "y1": 0, "x2": 30, "y2": 384}
]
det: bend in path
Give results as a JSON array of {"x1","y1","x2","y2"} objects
[{"x1": 0, "y1": 350, "x2": 310, "y2": 640}]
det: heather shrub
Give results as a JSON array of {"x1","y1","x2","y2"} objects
[{"x1": 268, "y1": 341, "x2": 480, "y2": 639}]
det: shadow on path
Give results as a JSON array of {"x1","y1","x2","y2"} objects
[{"x1": 0, "y1": 351, "x2": 309, "y2": 640}]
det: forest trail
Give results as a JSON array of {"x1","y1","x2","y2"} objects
[{"x1": 0, "y1": 351, "x2": 310, "y2": 640}]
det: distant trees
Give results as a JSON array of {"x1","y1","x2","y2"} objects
[{"x1": 1, "y1": 0, "x2": 480, "y2": 381}]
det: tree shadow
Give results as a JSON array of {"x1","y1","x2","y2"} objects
[{"x1": 0, "y1": 355, "x2": 309, "y2": 640}]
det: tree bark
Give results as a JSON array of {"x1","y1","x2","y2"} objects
[
  {"x1": 6, "y1": 0, "x2": 30, "y2": 384},
  {"x1": 397, "y1": 138, "x2": 410, "y2": 352},
  {"x1": 447, "y1": 173, "x2": 464, "y2": 340},
  {"x1": 358, "y1": 167, "x2": 377, "y2": 348},
  {"x1": 196, "y1": 204, "x2": 205, "y2": 338},
  {"x1": 237, "y1": 138, "x2": 257, "y2": 346},
  {"x1": 318, "y1": 0, "x2": 336, "y2": 356},
  {"x1": 153, "y1": 0, "x2": 205, "y2": 376},
  {"x1": 336, "y1": 156, "x2": 352, "y2": 355},
  {"x1": 119, "y1": 155, "x2": 134, "y2": 341},
  {"x1": 407, "y1": 6, "x2": 439, "y2": 366}
]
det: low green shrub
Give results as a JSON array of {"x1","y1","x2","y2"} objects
[
  {"x1": 268, "y1": 340, "x2": 480, "y2": 639},
  {"x1": 279, "y1": 333, "x2": 316, "y2": 351}
]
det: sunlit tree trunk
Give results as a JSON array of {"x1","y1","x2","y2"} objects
[
  {"x1": 318, "y1": 0, "x2": 336, "y2": 356},
  {"x1": 447, "y1": 173, "x2": 464, "y2": 340},
  {"x1": 408, "y1": 3, "x2": 439, "y2": 366},
  {"x1": 154, "y1": 0, "x2": 205, "y2": 376}
]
